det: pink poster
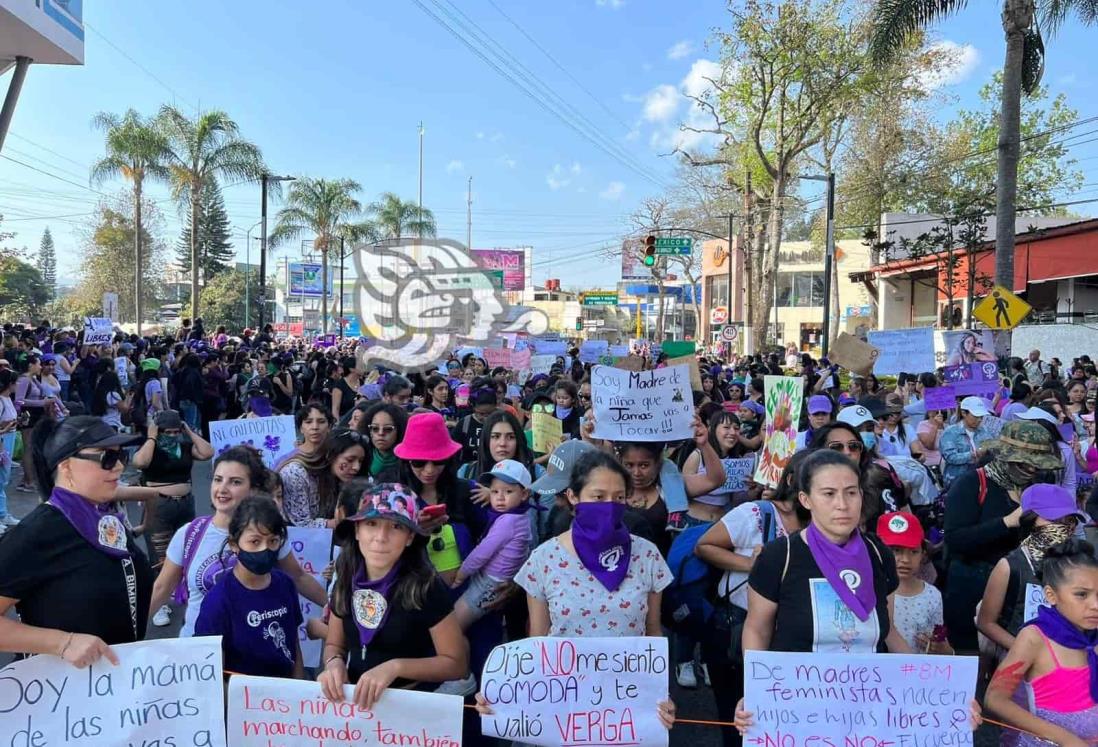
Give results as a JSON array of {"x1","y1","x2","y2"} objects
[{"x1": 472, "y1": 249, "x2": 525, "y2": 291}]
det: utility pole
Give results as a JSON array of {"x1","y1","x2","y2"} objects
[
  {"x1": 467, "y1": 176, "x2": 472, "y2": 250},
  {"x1": 260, "y1": 175, "x2": 268, "y2": 330},
  {"x1": 726, "y1": 212, "x2": 734, "y2": 341},
  {"x1": 418, "y1": 122, "x2": 424, "y2": 239},
  {"x1": 821, "y1": 172, "x2": 836, "y2": 356},
  {"x1": 339, "y1": 236, "x2": 346, "y2": 339}
]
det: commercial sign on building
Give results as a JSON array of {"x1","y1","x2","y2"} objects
[
  {"x1": 472, "y1": 249, "x2": 525, "y2": 291},
  {"x1": 288, "y1": 262, "x2": 334, "y2": 297},
  {"x1": 581, "y1": 291, "x2": 619, "y2": 306}
]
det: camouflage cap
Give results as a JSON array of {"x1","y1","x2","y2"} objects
[{"x1": 986, "y1": 420, "x2": 1062, "y2": 470}]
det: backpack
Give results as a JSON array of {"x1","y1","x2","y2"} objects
[{"x1": 171, "y1": 515, "x2": 235, "y2": 605}]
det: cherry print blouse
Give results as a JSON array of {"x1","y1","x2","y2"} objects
[{"x1": 516, "y1": 535, "x2": 672, "y2": 637}]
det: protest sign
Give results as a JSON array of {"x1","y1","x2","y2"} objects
[
  {"x1": 227, "y1": 674, "x2": 463, "y2": 747},
  {"x1": 532, "y1": 410, "x2": 564, "y2": 453},
  {"x1": 1059, "y1": 422, "x2": 1076, "y2": 444},
  {"x1": 0, "y1": 637, "x2": 225, "y2": 747},
  {"x1": 922, "y1": 386, "x2": 957, "y2": 411},
  {"x1": 721, "y1": 456, "x2": 756, "y2": 493},
  {"x1": 754, "y1": 376, "x2": 804, "y2": 488},
  {"x1": 667, "y1": 354, "x2": 703, "y2": 392},
  {"x1": 613, "y1": 356, "x2": 645, "y2": 372},
  {"x1": 535, "y1": 340, "x2": 568, "y2": 357},
  {"x1": 511, "y1": 348, "x2": 532, "y2": 372},
  {"x1": 210, "y1": 415, "x2": 297, "y2": 469},
  {"x1": 579, "y1": 340, "x2": 610, "y2": 364},
  {"x1": 609, "y1": 344, "x2": 630, "y2": 357},
  {"x1": 530, "y1": 354, "x2": 557, "y2": 376},
  {"x1": 480, "y1": 636, "x2": 670, "y2": 747},
  {"x1": 744, "y1": 650, "x2": 978, "y2": 747},
  {"x1": 83, "y1": 316, "x2": 114, "y2": 346},
  {"x1": 936, "y1": 329, "x2": 996, "y2": 367},
  {"x1": 941, "y1": 362, "x2": 999, "y2": 397},
  {"x1": 829, "y1": 332, "x2": 879, "y2": 376},
  {"x1": 867, "y1": 328, "x2": 935, "y2": 375},
  {"x1": 483, "y1": 347, "x2": 512, "y2": 369},
  {"x1": 661, "y1": 340, "x2": 696, "y2": 358},
  {"x1": 591, "y1": 364, "x2": 694, "y2": 441},
  {"x1": 286, "y1": 526, "x2": 333, "y2": 668}
]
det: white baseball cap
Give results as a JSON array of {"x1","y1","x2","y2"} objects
[
  {"x1": 1016, "y1": 406, "x2": 1058, "y2": 425},
  {"x1": 837, "y1": 405, "x2": 875, "y2": 428},
  {"x1": 479, "y1": 459, "x2": 532, "y2": 489},
  {"x1": 959, "y1": 396, "x2": 990, "y2": 417}
]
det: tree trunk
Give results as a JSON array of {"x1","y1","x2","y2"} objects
[
  {"x1": 134, "y1": 180, "x2": 143, "y2": 335},
  {"x1": 830, "y1": 251, "x2": 840, "y2": 345},
  {"x1": 753, "y1": 176, "x2": 787, "y2": 349},
  {"x1": 190, "y1": 178, "x2": 201, "y2": 319},
  {"x1": 994, "y1": 0, "x2": 1033, "y2": 289},
  {"x1": 321, "y1": 240, "x2": 330, "y2": 336},
  {"x1": 656, "y1": 275, "x2": 666, "y2": 341},
  {"x1": 686, "y1": 270, "x2": 702, "y2": 341}
]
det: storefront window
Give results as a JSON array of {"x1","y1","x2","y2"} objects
[{"x1": 776, "y1": 272, "x2": 825, "y2": 307}]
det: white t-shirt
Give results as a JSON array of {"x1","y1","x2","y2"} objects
[
  {"x1": 892, "y1": 581, "x2": 944, "y2": 651},
  {"x1": 877, "y1": 423, "x2": 917, "y2": 457},
  {"x1": 101, "y1": 391, "x2": 123, "y2": 429},
  {"x1": 166, "y1": 519, "x2": 292, "y2": 637},
  {"x1": 716, "y1": 501, "x2": 789, "y2": 609}
]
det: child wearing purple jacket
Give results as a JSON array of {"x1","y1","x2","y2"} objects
[{"x1": 450, "y1": 459, "x2": 533, "y2": 629}]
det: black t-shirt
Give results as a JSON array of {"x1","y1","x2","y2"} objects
[
  {"x1": 452, "y1": 415, "x2": 484, "y2": 465},
  {"x1": 0, "y1": 503, "x2": 154, "y2": 645},
  {"x1": 748, "y1": 532, "x2": 898, "y2": 653},
  {"x1": 141, "y1": 441, "x2": 194, "y2": 484},
  {"x1": 342, "y1": 576, "x2": 453, "y2": 687}
]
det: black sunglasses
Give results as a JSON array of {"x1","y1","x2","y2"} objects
[
  {"x1": 410, "y1": 459, "x2": 447, "y2": 469},
  {"x1": 826, "y1": 440, "x2": 864, "y2": 454},
  {"x1": 70, "y1": 448, "x2": 129, "y2": 471}
]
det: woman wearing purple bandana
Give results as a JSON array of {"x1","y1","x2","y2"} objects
[
  {"x1": 0, "y1": 416, "x2": 150, "y2": 668},
  {"x1": 319, "y1": 483, "x2": 467, "y2": 710}
]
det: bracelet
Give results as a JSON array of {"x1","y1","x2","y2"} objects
[
  {"x1": 324, "y1": 654, "x2": 345, "y2": 669},
  {"x1": 59, "y1": 632, "x2": 74, "y2": 658}
]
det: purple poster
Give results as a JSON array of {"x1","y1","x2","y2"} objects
[
  {"x1": 472, "y1": 249, "x2": 526, "y2": 291},
  {"x1": 923, "y1": 386, "x2": 957, "y2": 411},
  {"x1": 941, "y1": 362, "x2": 1000, "y2": 397}
]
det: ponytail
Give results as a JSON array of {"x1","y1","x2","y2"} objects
[{"x1": 30, "y1": 416, "x2": 62, "y2": 497}]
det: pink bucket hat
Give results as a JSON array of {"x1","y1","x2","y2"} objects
[{"x1": 393, "y1": 412, "x2": 462, "y2": 462}]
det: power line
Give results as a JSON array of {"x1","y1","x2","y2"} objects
[{"x1": 83, "y1": 22, "x2": 199, "y2": 114}]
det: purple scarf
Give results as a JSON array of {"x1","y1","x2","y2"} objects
[
  {"x1": 803, "y1": 523, "x2": 875, "y2": 622},
  {"x1": 485, "y1": 503, "x2": 534, "y2": 530},
  {"x1": 350, "y1": 561, "x2": 401, "y2": 647},
  {"x1": 1031, "y1": 604, "x2": 1098, "y2": 702},
  {"x1": 572, "y1": 502, "x2": 631, "y2": 591},
  {"x1": 47, "y1": 486, "x2": 130, "y2": 559}
]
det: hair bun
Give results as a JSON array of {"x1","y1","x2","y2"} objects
[{"x1": 1044, "y1": 537, "x2": 1095, "y2": 561}]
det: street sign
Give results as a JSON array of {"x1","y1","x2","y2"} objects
[
  {"x1": 655, "y1": 237, "x2": 693, "y2": 255},
  {"x1": 710, "y1": 306, "x2": 729, "y2": 325},
  {"x1": 102, "y1": 292, "x2": 119, "y2": 323},
  {"x1": 581, "y1": 291, "x2": 619, "y2": 306},
  {"x1": 721, "y1": 324, "x2": 739, "y2": 342},
  {"x1": 973, "y1": 285, "x2": 1032, "y2": 330}
]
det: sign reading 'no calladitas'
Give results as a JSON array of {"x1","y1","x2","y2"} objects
[
  {"x1": 591, "y1": 364, "x2": 695, "y2": 441},
  {"x1": 209, "y1": 415, "x2": 297, "y2": 469}
]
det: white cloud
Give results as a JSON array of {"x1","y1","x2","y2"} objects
[
  {"x1": 642, "y1": 84, "x2": 679, "y2": 123},
  {"x1": 595, "y1": 0, "x2": 625, "y2": 8},
  {"x1": 570, "y1": 161, "x2": 582, "y2": 175},
  {"x1": 600, "y1": 181, "x2": 625, "y2": 200},
  {"x1": 918, "y1": 41, "x2": 980, "y2": 89},
  {"x1": 446, "y1": 160, "x2": 464, "y2": 173},
  {"x1": 475, "y1": 130, "x2": 503, "y2": 142},
  {"x1": 546, "y1": 163, "x2": 571, "y2": 190},
  {"x1": 499, "y1": 155, "x2": 517, "y2": 169},
  {"x1": 475, "y1": 131, "x2": 485, "y2": 140},
  {"x1": 667, "y1": 40, "x2": 693, "y2": 60},
  {"x1": 637, "y1": 58, "x2": 729, "y2": 152}
]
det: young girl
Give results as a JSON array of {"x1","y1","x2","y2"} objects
[
  {"x1": 877, "y1": 511, "x2": 951, "y2": 654},
  {"x1": 195, "y1": 496, "x2": 304, "y2": 678},
  {"x1": 985, "y1": 539, "x2": 1098, "y2": 747},
  {"x1": 553, "y1": 379, "x2": 582, "y2": 439},
  {"x1": 450, "y1": 460, "x2": 533, "y2": 629}
]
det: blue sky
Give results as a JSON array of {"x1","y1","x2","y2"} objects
[{"x1": 1, "y1": 0, "x2": 1095, "y2": 291}]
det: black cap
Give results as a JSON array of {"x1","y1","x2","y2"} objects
[{"x1": 45, "y1": 417, "x2": 143, "y2": 471}]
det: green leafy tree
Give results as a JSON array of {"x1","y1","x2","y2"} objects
[
  {"x1": 869, "y1": 0, "x2": 1098, "y2": 288},
  {"x1": 193, "y1": 269, "x2": 260, "y2": 332},
  {"x1": 0, "y1": 251, "x2": 50, "y2": 321},
  {"x1": 37, "y1": 227, "x2": 57, "y2": 300},
  {"x1": 157, "y1": 106, "x2": 266, "y2": 318},
  {"x1": 269, "y1": 178, "x2": 364, "y2": 335},
  {"x1": 366, "y1": 192, "x2": 437, "y2": 239},
  {"x1": 175, "y1": 179, "x2": 235, "y2": 281},
  {"x1": 90, "y1": 108, "x2": 169, "y2": 333}
]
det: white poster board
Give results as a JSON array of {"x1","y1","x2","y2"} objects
[
  {"x1": 209, "y1": 415, "x2": 297, "y2": 469},
  {"x1": 227, "y1": 674, "x2": 464, "y2": 746},
  {"x1": 867, "y1": 328, "x2": 936, "y2": 375},
  {"x1": 0, "y1": 637, "x2": 226, "y2": 747},
  {"x1": 83, "y1": 316, "x2": 114, "y2": 346},
  {"x1": 579, "y1": 340, "x2": 610, "y2": 364},
  {"x1": 721, "y1": 456, "x2": 756, "y2": 493},
  {"x1": 286, "y1": 525, "x2": 334, "y2": 668},
  {"x1": 480, "y1": 636, "x2": 670, "y2": 747},
  {"x1": 744, "y1": 651, "x2": 977, "y2": 747},
  {"x1": 590, "y1": 364, "x2": 694, "y2": 442}
]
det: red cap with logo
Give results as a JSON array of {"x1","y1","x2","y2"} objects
[{"x1": 875, "y1": 511, "x2": 924, "y2": 549}]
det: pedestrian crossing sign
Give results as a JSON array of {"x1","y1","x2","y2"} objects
[{"x1": 973, "y1": 285, "x2": 1032, "y2": 330}]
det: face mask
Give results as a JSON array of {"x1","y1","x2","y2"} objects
[
  {"x1": 556, "y1": 405, "x2": 573, "y2": 419},
  {"x1": 1005, "y1": 463, "x2": 1037, "y2": 487},
  {"x1": 860, "y1": 431, "x2": 877, "y2": 449},
  {"x1": 236, "y1": 548, "x2": 279, "y2": 576}
]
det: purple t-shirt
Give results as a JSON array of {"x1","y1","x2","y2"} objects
[{"x1": 194, "y1": 568, "x2": 302, "y2": 678}]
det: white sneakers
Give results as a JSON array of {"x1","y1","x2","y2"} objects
[
  {"x1": 435, "y1": 672, "x2": 477, "y2": 697},
  {"x1": 675, "y1": 662, "x2": 710, "y2": 688},
  {"x1": 1, "y1": 514, "x2": 19, "y2": 527},
  {"x1": 152, "y1": 605, "x2": 172, "y2": 627}
]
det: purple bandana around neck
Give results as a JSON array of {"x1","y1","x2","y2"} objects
[
  {"x1": 1031, "y1": 604, "x2": 1098, "y2": 701},
  {"x1": 47, "y1": 486, "x2": 130, "y2": 559},
  {"x1": 572, "y1": 502, "x2": 631, "y2": 591},
  {"x1": 803, "y1": 523, "x2": 875, "y2": 622},
  {"x1": 350, "y1": 560, "x2": 402, "y2": 647}
]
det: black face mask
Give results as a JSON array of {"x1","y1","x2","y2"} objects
[{"x1": 236, "y1": 548, "x2": 279, "y2": 576}]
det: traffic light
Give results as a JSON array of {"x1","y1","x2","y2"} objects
[{"x1": 643, "y1": 235, "x2": 656, "y2": 266}]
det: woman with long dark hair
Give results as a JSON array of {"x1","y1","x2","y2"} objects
[
  {"x1": 357, "y1": 402, "x2": 408, "y2": 482},
  {"x1": 14, "y1": 353, "x2": 46, "y2": 492},
  {"x1": 91, "y1": 359, "x2": 125, "y2": 430},
  {"x1": 280, "y1": 429, "x2": 368, "y2": 528}
]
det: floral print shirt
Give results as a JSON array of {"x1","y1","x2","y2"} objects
[{"x1": 278, "y1": 462, "x2": 326, "y2": 528}]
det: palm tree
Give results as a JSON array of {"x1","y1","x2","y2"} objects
[
  {"x1": 366, "y1": 192, "x2": 437, "y2": 239},
  {"x1": 869, "y1": 0, "x2": 1097, "y2": 289},
  {"x1": 89, "y1": 109, "x2": 169, "y2": 334},
  {"x1": 269, "y1": 178, "x2": 363, "y2": 335},
  {"x1": 156, "y1": 106, "x2": 266, "y2": 318}
]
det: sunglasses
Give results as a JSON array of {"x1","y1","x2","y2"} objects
[
  {"x1": 826, "y1": 440, "x2": 864, "y2": 454},
  {"x1": 368, "y1": 425, "x2": 396, "y2": 436},
  {"x1": 70, "y1": 448, "x2": 129, "y2": 471},
  {"x1": 410, "y1": 459, "x2": 447, "y2": 469}
]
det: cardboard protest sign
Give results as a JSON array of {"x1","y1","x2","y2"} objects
[
  {"x1": 83, "y1": 316, "x2": 114, "y2": 346},
  {"x1": 753, "y1": 376, "x2": 804, "y2": 488},
  {"x1": 579, "y1": 340, "x2": 610, "y2": 364},
  {"x1": 721, "y1": 456, "x2": 756, "y2": 493},
  {"x1": 532, "y1": 410, "x2": 564, "y2": 454},
  {"x1": 744, "y1": 651, "x2": 977, "y2": 747},
  {"x1": 0, "y1": 637, "x2": 225, "y2": 747},
  {"x1": 666, "y1": 354, "x2": 703, "y2": 392},
  {"x1": 829, "y1": 332, "x2": 879, "y2": 376},
  {"x1": 867, "y1": 328, "x2": 935, "y2": 375},
  {"x1": 941, "y1": 362, "x2": 999, "y2": 397},
  {"x1": 286, "y1": 526, "x2": 333, "y2": 668},
  {"x1": 227, "y1": 674, "x2": 463, "y2": 747},
  {"x1": 483, "y1": 347, "x2": 512, "y2": 369},
  {"x1": 511, "y1": 348, "x2": 532, "y2": 371},
  {"x1": 530, "y1": 354, "x2": 557, "y2": 376},
  {"x1": 480, "y1": 636, "x2": 670, "y2": 747},
  {"x1": 210, "y1": 415, "x2": 297, "y2": 469},
  {"x1": 612, "y1": 356, "x2": 646, "y2": 372},
  {"x1": 923, "y1": 386, "x2": 958, "y2": 411},
  {"x1": 591, "y1": 364, "x2": 694, "y2": 442}
]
